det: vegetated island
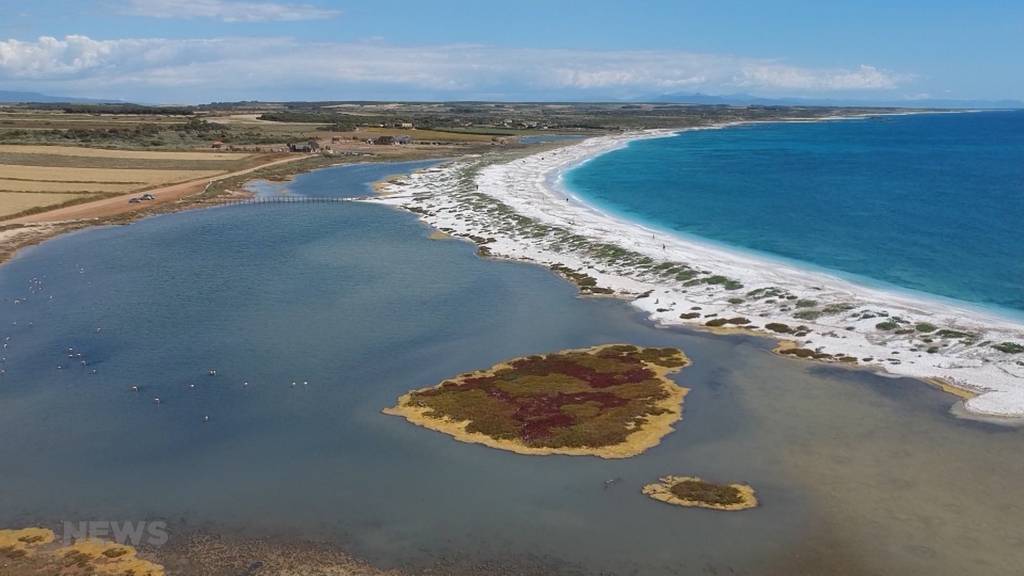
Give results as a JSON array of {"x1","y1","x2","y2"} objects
[
  {"x1": 0, "y1": 527, "x2": 164, "y2": 576},
  {"x1": 642, "y1": 475, "x2": 758, "y2": 511},
  {"x1": 383, "y1": 344, "x2": 690, "y2": 458}
]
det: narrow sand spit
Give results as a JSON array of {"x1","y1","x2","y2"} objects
[{"x1": 365, "y1": 122, "x2": 1024, "y2": 418}]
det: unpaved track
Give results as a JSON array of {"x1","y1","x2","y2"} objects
[{"x1": 8, "y1": 154, "x2": 311, "y2": 224}]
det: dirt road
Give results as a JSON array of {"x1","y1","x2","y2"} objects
[{"x1": 8, "y1": 154, "x2": 311, "y2": 224}]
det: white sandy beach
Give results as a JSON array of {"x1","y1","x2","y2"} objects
[{"x1": 367, "y1": 124, "x2": 1024, "y2": 418}]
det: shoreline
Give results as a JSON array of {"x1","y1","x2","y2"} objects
[
  {"x1": 551, "y1": 117, "x2": 1024, "y2": 326},
  {"x1": 368, "y1": 115, "x2": 1024, "y2": 418},
  {"x1": 0, "y1": 151, "x2": 471, "y2": 270},
  {"x1": 0, "y1": 153, "x2": 317, "y2": 267}
]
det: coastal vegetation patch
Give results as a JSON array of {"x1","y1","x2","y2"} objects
[
  {"x1": 993, "y1": 342, "x2": 1024, "y2": 354},
  {"x1": 704, "y1": 317, "x2": 751, "y2": 327},
  {"x1": 765, "y1": 322, "x2": 798, "y2": 334},
  {"x1": 935, "y1": 329, "x2": 974, "y2": 339},
  {"x1": 746, "y1": 286, "x2": 791, "y2": 300},
  {"x1": 683, "y1": 274, "x2": 743, "y2": 291},
  {"x1": 642, "y1": 476, "x2": 758, "y2": 511},
  {"x1": 0, "y1": 527, "x2": 164, "y2": 575},
  {"x1": 549, "y1": 263, "x2": 615, "y2": 295},
  {"x1": 793, "y1": 309, "x2": 822, "y2": 321},
  {"x1": 773, "y1": 341, "x2": 854, "y2": 363},
  {"x1": 384, "y1": 344, "x2": 691, "y2": 458}
]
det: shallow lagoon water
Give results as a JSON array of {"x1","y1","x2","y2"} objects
[{"x1": 1, "y1": 162, "x2": 1023, "y2": 575}]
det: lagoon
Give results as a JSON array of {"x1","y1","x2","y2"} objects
[{"x1": 1, "y1": 161, "x2": 1023, "y2": 575}]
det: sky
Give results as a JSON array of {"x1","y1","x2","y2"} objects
[{"x1": 0, "y1": 0, "x2": 1021, "y2": 104}]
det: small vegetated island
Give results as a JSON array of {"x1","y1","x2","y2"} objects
[
  {"x1": 384, "y1": 344, "x2": 690, "y2": 458},
  {"x1": 643, "y1": 476, "x2": 758, "y2": 511},
  {"x1": 0, "y1": 527, "x2": 164, "y2": 575}
]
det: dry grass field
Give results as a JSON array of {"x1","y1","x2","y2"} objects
[
  {"x1": 0, "y1": 145, "x2": 261, "y2": 220},
  {"x1": 0, "y1": 192, "x2": 96, "y2": 218},
  {"x1": 0, "y1": 104, "x2": 536, "y2": 222},
  {"x1": 0, "y1": 179, "x2": 140, "y2": 193},
  {"x1": 0, "y1": 144, "x2": 253, "y2": 161},
  {"x1": 0, "y1": 165, "x2": 224, "y2": 184}
]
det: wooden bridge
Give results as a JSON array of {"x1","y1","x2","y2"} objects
[{"x1": 207, "y1": 196, "x2": 349, "y2": 206}]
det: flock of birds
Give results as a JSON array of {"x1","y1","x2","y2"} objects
[
  {"x1": 5, "y1": 274, "x2": 314, "y2": 427},
  {"x1": 2, "y1": 276, "x2": 45, "y2": 378},
  {"x1": 135, "y1": 370, "x2": 312, "y2": 424}
]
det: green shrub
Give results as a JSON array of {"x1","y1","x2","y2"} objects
[
  {"x1": 793, "y1": 309, "x2": 822, "y2": 321},
  {"x1": 993, "y1": 342, "x2": 1024, "y2": 354},
  {"x1": 669, "y1": 479, "x2": 743, "y2": 506}
]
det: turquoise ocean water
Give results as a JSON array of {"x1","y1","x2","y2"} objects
[{"x1": 564, "y1": 111, "x2": 1024, "y2": 315}]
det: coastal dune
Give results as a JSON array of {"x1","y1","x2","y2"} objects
[{"x1": 368, "y1": 124, "x2": 1024, "y2": 418}]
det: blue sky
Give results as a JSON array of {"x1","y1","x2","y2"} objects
[{"x1": 0, "y1": 0, "x2": 1021, "y2": 103}]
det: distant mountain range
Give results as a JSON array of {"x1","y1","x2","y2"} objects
[
  {"x1": 2, "y1": 88, "x2": 1021, "y2": 110},
  {"x1": 638, "y1": 92, "x2": 1024, "y2": 109},
  {"x1": 0, "y1": 90, "x2": 123, "y2": 104}
]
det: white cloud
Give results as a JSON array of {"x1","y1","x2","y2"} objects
[
  {"x1": 122, "y1": 0, "x2": 339, "y2": 22},
  {"x1": 0, "y1": 35, "x2": 910, "y2": 101},
  {"x1": 0, "y1": 36, "x2": 285, "y2": 79},
  {"x1": 737, "y1": 64, "x2": 906, "y2": 91},
  {"x1": 0, "y1": 35, "x2": 118, "y2": 77}
]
